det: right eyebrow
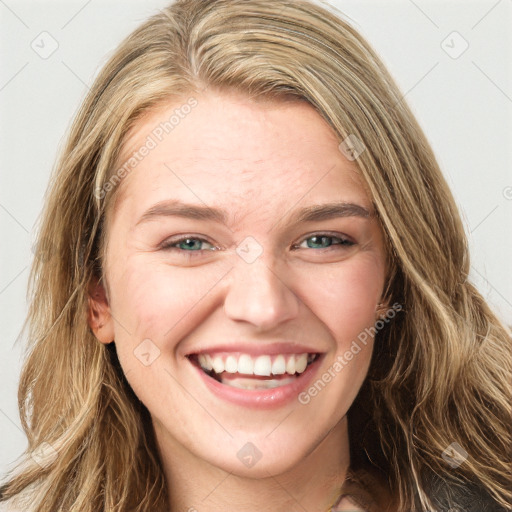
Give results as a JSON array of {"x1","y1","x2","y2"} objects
[{"x1": 135, "y1": 199, "x2": 228, "y2": 227}]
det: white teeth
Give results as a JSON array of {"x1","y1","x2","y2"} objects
[
  {"x1": 223, "y1": 376, "x2": 297, "y2": 390},
  {"x1": 271, "y1": 355, "x2": 286, "y2": 375},
  {"x1": 237, "y1": 354, "x2": 254, "y2": 375},
  {"x1": 295, "y1": 353, "x2": 308, "y2": 373},
  {"x1": 225, "y1": 355, "x2": 238, "y2": 373},
  {"x1": 212, "y1": 355, "x2": 225, "y2": 374},
  {"x1": 285, "y1": 356, "x2": 296, "y2": 375},
  {"x1": 196, "y1": 352, "x2": 315, "y2": 377},
  {"x1": 253, "y1": 355, "x2": 272, "y2": 376},
  {"x1": 198, "y1": 354, "x2": 213, "y2": 371}
]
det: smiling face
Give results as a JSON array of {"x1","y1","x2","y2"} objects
[{"x1": 88, "y1": 88, "x2": 387, "y2": 479}]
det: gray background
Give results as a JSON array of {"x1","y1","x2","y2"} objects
[{"x1": 1, "y1": 0, "x2": 511, "y2": 476}]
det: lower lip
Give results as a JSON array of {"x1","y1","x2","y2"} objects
[{"x1": 189, "y1": 355, "x2": 324, "y2": 409}]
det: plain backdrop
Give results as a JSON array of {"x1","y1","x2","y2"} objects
[{"x1": 1, "y1": 0, "x2": 511, "y2": 478}]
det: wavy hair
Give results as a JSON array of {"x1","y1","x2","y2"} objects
[{"x1": 1, "y1": 0, "x2": 511, "y2": 510}]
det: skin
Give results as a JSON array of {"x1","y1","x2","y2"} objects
[{"x1": 88, "y1": 89, "x2": 388, "y2": 512}]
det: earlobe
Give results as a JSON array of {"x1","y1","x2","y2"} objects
[
  {"x1": 375, "y1": 301, "x2": 390, "y2": 320},
  {"x1": 87, "y1": 278, "x2": 115, "y2": 345}
]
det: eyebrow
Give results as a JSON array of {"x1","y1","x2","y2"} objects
[{"x1": 135, "y1": 199, "x2": 373, "y2": 227}]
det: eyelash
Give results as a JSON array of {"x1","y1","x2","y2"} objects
[{"x1": 159, "y1": 232, "x2": 355, "y2": 256}]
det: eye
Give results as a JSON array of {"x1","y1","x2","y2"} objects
[
  {"x1": 158, "y1": 232, "x2": 355, "y2": 256},
  {"x1": 159, "y1": 235, "x2": 217, "y2": 254},
  {"x1": 294, "y1": 232, "x2": 355, "y2": 250}
]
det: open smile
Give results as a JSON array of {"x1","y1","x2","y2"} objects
[{"x1": 186, "y1": 351, "x2": 324, "y2": 408}]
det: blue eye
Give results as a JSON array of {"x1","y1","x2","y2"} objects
[
  {"x1": 159, "y1": 232, "x2": 355, "y2": 257},
  {"x1": 296, "y1": 233, "x2": 355, "y2": 250},
  {"x1": 160, "y1": 236, "x2": 216, "y2": 253}
]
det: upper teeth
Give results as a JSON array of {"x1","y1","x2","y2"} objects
[{"x1": 197, "y1": 353, "x2": 316, "y2": 376}]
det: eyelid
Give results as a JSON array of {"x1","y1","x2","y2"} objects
[
  {"x1": 293, "y1": 231, "x2": 355, "y2": 248},
  {"x1": 158, "y1": 234, "x2": 217, "y2": 251}
]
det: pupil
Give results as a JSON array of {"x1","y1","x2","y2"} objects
[
  {"x1": 182, "y1": 239, "x2": 200, "y2": 250},
  {"x1": 309, "y1": 236, "x2": 331, "y2": 248}
]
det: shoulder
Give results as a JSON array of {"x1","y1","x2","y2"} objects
[
  {"x1": 332, "y1": 466, "x2": 397, "y2": 512},
  {"x1": 332, "y1": 494, "x2": 370, "y2": 511}
]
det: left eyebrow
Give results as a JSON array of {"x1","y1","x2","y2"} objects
[{"x1": 290, "y1": 201, "x2": 374, "y2": 223}]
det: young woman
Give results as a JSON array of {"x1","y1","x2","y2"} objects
[{"x1": 1, "y1": 1, "x2": 510, "y2": 511}]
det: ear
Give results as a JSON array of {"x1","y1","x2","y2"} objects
[
  {"x1": 375, "y1": 301, "x2": 390, "y2": 320},
  {"x1": 87, "y1": 277, "x2": 115, "y2": 345}
]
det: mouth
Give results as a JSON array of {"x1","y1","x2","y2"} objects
[{"x1": 187, "y1": 352, "x2": 321, "y2": 390}]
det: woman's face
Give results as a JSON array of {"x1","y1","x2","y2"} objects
[{"x1": 91, "y1": 89, "x2": 387, "y2": 477}]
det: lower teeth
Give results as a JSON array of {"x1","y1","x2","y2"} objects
[{"x1": 219, "y1": 376, "x2": 297, "y2": 390}]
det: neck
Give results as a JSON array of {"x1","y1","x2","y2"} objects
[{"x1": 154, "y1": 416, "x2": 351, "y2": 512}]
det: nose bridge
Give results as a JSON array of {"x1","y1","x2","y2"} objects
[{"x1": 223, "y1": 242, "x2": 300, "y2": 330}]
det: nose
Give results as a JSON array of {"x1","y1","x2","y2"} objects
[{"x1": 223, "y1": 255, "x2": 300, "y2": 332}]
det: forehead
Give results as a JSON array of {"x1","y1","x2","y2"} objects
[{"x1": 107, "y1": 90, "x2": 372, "y2": 226}]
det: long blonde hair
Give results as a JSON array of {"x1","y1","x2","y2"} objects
[{"x1": 1, "y1": 1, "x2": 510, "y2": 510}]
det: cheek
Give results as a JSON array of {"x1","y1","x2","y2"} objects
[
  {"x1": 295, "y1": 258, "x2": 383, "y2": 420},
  {"x1": 109, "y1": 257, "x2": 227, "y2": 346},
  {"x1": 300, "y1": 255, "x2": 384, "y2": 344},
  {"x1": 106, "y1": 260, "x2": 221, "y2": 407}
]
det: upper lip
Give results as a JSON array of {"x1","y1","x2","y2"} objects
[{"x1": 186, "y1": 341, "x2": 325, "y2": 357}]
